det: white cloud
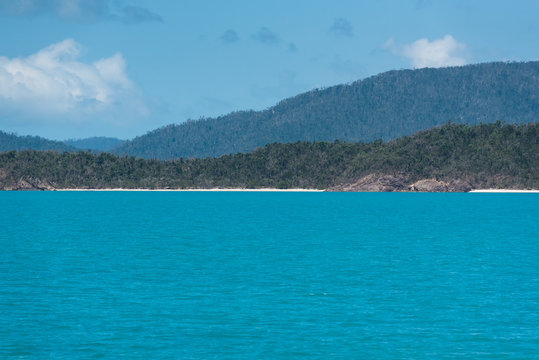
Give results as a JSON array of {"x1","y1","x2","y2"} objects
[
  {"x1": 385, "y1": 35, "x2": 468, "y2": 68},
  {"x1": 0, "y1": 39, "x2": 142, "y2": 117}
]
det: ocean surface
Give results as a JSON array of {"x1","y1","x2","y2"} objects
[{"x1": 1, "y1": 192, "x2": 537, "y2": 359}]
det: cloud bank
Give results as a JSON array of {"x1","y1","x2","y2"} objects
[
  {"x1": 0, "y1": 39, "x2": 143, "y2": 120},
  {"x1": 385, "y1": 35, "x2": 467, "y2": 68},
  {"x1": 0, "y1": 0, "x2": 162, "y2": 23}
]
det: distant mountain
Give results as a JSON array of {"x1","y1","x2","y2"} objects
[
  {"x1": 65, "y1": 137, "x2": 125, "y2": 152},
  {"x1": 114, "y1": 61, "x2": 538, "y2": 160},
  {"x1": 0, "y1": 130, "x2": 75, "y2": 153}
]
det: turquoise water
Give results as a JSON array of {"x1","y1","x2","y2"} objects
[{"x1": 1, "y1": 192, "x2": 537, "y2": 359}]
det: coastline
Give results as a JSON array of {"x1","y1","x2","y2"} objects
[
  {"x1": 54, "y1": 188, "x2": 324, "y2": 192},
  {"x1": 47, "y1": 188, "x2": 538, "y2": 193}
]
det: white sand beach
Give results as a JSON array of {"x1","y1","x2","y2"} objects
[{"x1": 469, "y1": 189, "x2": 539, "y2": 193}]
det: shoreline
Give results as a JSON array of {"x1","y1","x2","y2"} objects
[
  {"x1": 54, "y1": 188, "x2": 324, "y2": 192},
  {"x1": 47, "y1": 188, "x2": 539, "y2": 193}
]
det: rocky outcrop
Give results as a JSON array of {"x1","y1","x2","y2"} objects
[
  {"x1": 409, "y1": 179, "x2": 449, "y2": 192},
  {"x1": 329, "y1": 174, "x2": 474, "y2": 192},
  {"x1": 445, "y1": 179, "x2": 473, "y2": 192},
  {"x1": 329, "y1": 174, "x2": 410, "y2": 192},
  {"x1": 1, "y1": 177, "x2": 56, "y2": 191}
]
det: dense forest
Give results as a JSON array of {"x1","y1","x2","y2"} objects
[
  {"x1": 113, "y1": 61, "x2": 539, "y2": 159},
  {"x1": 1, "y1": 123, "x2": 536, "y2": 191},
  {"x1": 64, "y1": 137, "x2": 125, "y2": 152},
  {"x1": 0, "y1": 132, "x2": 123, "y2": 153},
  {"x1": 0, "y1": 130, "x2": 76, "y2": 153}
]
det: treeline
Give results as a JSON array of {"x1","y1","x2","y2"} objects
[
  {"x1": 0, "y1": 123, "x2": 537, "y2": 190},
  {"x1": 114, "y1": 61, "x2": 539, "y2": 159}
]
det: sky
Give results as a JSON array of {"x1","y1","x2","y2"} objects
[{"x1": 0, "y1": 0, "x2": 537, "y2": 140}]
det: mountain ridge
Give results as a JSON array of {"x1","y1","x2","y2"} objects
[
  {"x1": 1, "y1": 61, "x2": 537, "y2": 158},
  {"x1": 0, "y1": 131, "x2": 76, "y2": 153},
  {"x1": 64, "y1": 137, "x2": 125, "y2": 152},
  {"x1": 112, "y1": 61, "x2": 538, "y2": 159}
]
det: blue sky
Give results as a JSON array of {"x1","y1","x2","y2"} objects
[{"x1": 0, "y1": 0, "x2": 537, "y2": 140}]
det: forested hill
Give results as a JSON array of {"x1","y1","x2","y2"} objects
[
  {"x1": 64, "y1": 137, "x2": 125, "y2": 152},
  {"x1": 1, "y1": 123, "x2": 537, "y2": 191},
  {"x1": 0, "y1": 131, "x2": 76, "y2": 153},
  {"x1": 114, "y1": 61, "x2": 538, "y2": 160}
]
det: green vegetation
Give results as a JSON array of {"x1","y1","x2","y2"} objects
[
  {"x1": 1, "y1": 123, "x2": 537, "y2": 190},
  {"x1": 114, "y1": 61, "x2": 539, "y2": 159},
  {"x1": 0, "y1": 130, "x2": 76, "y2": 153},
  {"x1": 64, "y1": 137, "x2": 125, "y2": 152}
]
